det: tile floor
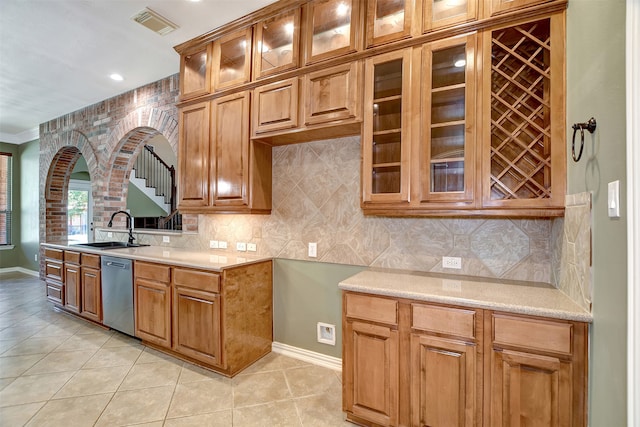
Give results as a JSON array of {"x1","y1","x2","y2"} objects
[{"x1": 0, "y1": 271, "x2": 351, "y2": 426}]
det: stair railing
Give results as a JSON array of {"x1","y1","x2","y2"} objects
[{"x1": 133, "y1": 145, "x2": 177, "y2": 213}]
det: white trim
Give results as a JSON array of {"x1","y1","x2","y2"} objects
[
  {"x1": 627, "y1": 1, "x2": 640, "y2": 426},
  {"x1": 0, "y1": 245, "x2": 16, "y2": 250},
  {"x1": 272, "y1": 342, "x2": 342, "y2": 372},
  {"x1": 0, "y1": 127, "x2": 39, "y2": 144},
  {"x1": 0, "y1": 267, "x2": 39, "y2": 277}
]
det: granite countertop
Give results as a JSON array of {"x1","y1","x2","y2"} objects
[
  {"x1": 339, "y1": 269, "x2": 593, "y2": 322},
  {"x1": 41, "y1": 241, "x2": 271, "y2": 272}
]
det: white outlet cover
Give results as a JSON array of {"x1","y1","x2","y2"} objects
[
  {"x1": 162, "y1": 235, "x2": 170, "y2": 243},
  {"x1": 219, "y1": 241, "x2": 228, "y2": 249},
  {"x1": 247, "y1": 243, "x2": 257, "y2": 252},
  {"x1": 237, "y1": 242, "x2": 247, "y2": 252},
  {"x1": 107, "y1": 232, "x2": 113, "y2": 238},
  {"x1": 443, "y1": 256, "x2": 462, "y2": 269},
  {"x1": 209, "y1": 240, "x2": 218, "y2": 249},
  {"x1": 317, "y1": 322, "x2": 336, "y2": 346},
  {"x1": 308, "y1": 242, "x2": 317, "y2": 258}
]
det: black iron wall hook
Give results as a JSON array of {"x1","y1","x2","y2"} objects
[{"x1": 571, "y1": 117, "x2": 597, "y2": 162}]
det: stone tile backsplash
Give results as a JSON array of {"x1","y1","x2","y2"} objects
[{"x1": 110, "y1": 136, "x2": 564, "y2": 284}]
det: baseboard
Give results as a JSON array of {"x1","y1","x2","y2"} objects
[
  {"x1": 0, "y1": 267, "x2": 39, "y2": 277},
  {"x1": 272, "y1": 342, "x2": 342, "y2": 372}
]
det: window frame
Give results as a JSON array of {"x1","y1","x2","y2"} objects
[{"x1": 0, "y1": 152, "x2": 13, "y2": 247}]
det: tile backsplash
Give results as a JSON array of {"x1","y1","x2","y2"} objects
[{"x1": 111, "y1": 136, "x2": 559, "y2": 284}]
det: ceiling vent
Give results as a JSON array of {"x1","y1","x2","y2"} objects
[{"x1": 131, "y1": 8, "x2": 178, "y2": 36}]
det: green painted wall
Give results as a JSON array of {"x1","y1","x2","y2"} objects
[
  {"x1": 566, "y1": 1, "x2": 627, "y2": 425},
  {"x1": 0, "y1": 142, "x2": 20, "y2": 268},
  {"x1": 17, "y1": 139, "x2": 40, "y2": 271},
  {"x1": 273, "y1": 259, "x2": 365, "y2": 358},
  {"x1": 127, "y1": 183, "x2": 168, "y2": 218}
]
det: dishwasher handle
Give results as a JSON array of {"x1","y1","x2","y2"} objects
[{"x1": 105, "y1": 261, "x2": 128, "y2": 269}]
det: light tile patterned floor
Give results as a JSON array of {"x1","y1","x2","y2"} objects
[{"x1": 0, "y1": 271, "x2": 350, "y2": 426}]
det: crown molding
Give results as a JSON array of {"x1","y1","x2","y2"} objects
[{"x1": 0, "y1": 127, "x2": 40, "y2": 145}]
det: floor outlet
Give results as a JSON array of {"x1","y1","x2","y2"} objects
[
  {"x1": 317, "y1": 322, "x2": 336, "y2": 346},
  {"x1": 443, "y1": 256, "x2": 462, "y2": 269}
]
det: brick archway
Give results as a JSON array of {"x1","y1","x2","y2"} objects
[
  {"x1": 100, "y1": 107, "x2": 179, "y2": 226},
  {"x1": 41, "y1": 130, "x2": 98, "y2": 243}
]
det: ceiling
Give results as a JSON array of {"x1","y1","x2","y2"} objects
[{"x1": 0, "y1": 0, "x2": 276, "y2": 144}]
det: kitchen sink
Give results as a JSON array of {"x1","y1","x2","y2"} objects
[{"x1": 71, "y1": 241, "x2": 149, "y2": 250}]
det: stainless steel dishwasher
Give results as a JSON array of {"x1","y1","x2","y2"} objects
[{"x1": 101, "y1": 256, "x2": 134, "y2": 336}]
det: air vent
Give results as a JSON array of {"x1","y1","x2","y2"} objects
[{"x1": 131, "y1": 8, "x2": 178, "y2": 36}]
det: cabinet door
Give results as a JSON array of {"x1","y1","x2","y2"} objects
[
  {"x1": 46, "y1": 280, "x2": 64, "y2": 305},
  {"x1": 213, "y1": 27, "x2": 252, "y2": 91},
  {"x1": 254, "y1": 8, "x2": 301, "y2": 78},
  {"x1": 489, "y1": 349, "x2": 571, "y2": 427},
  {"x1": 344, "y1": 320, "x2": 399, "y2": 426},
  {"x1": 481, "y1": 14, "x2": 566, "y2": 212},
  {"x1": 179, "y1": 43, "x2": 212, "y2": 100},
  {"x1": 253, "y1": 78, "x2": 299, "y2": 134},
  {"x1": 134, "y1": 278, "x2": 171, "y2": 348},
  {"x1": 178, "y1": 102, "x2": 211, "y2": 209},
  {"x1": 362, "y1": 49, "x2": 412, "y2": 205},
  {"x1": 304, "y1": 62, "x2": 361, "y2": 126},
  {"x1": 305, "y1": 0, "x2": 360, "y2": 64},
  {"x1": 365, "y1": 0, "x2": 413, "y2": 47},
  {"x1": 488, "y1": 0, "x2": 551, "y2": 17},
  {"x1": 80, "y1": 266, "x2": 101, "y2": 323},
  {"x1": 418, "y1": 34, "x2": 476, "y2": 205},
  {"x1": 64, "y1": 264, "x2": 81, "y2": 313},
  {"x1": 173, "y1": 286, "x2": 221, "y2": 366},
  {"x1": 423, "y1": 0, "x2": 477, "y2": 33},
  {"x1": 411, "y1": 334, "x2": 477, "y2": 427},
  {"x1": 211, "y1": 92, "x2": 250, "y2": 208}
]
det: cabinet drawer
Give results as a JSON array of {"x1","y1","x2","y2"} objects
[
  {"x1": 492, "y1": 314, "x2": 572, "y2": 355},
  {"x1": 135, "y1": 261, "x2": 171, "y2": 284},
  {"x1": 81, "y1": 253, "x2": 100, "y2": 269},
  {"x1": 173, "y1": 268, "x2": 220, "y2": 293},
  {"x1": 412, "y1": 304, "x2": 477, "y2": 340},
  {"x1": 345, "y1": 293, "x2": 397, "y2": 325},
  {"x1": 46, "y1": 281, "x2": 63, "y2": 304},
  {"x1": 45, "y1": 247, "x2": 63, "y2": 261},
  {"x1": 46, "y1": 261, "x2": 63, "y2": 281},
  {"x1": 64, "y1": 251, "x2": 81, "y2": 264}
]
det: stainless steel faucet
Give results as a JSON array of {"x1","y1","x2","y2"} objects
[{"x1": 107, "y1": 210, "x2": 135, "y2": 244}]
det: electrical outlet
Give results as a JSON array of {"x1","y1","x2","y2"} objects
[
  {"x1": 308, "y1": 242, "x2": 317, "y2": 258},
  {"x1": 247, "y1": 243, "x2": 257, "y2": 252},
  {"x1": 317, "y1": 322, "x2": 336, "y2": 345},
  {"x1": 442, "y1": 256, "x2": 462, "y2": 269},
  {"x1": 236, "y1": 242, "x2": 247, "y2": 252},
  {"x1": 219, "y1": 241, "x2": 228, "y2": 249},
  {"x1": 209, "y1": 240, "x2": 219, "y2": 249},
  {"x1": 107, "y1": 232, "x2": 113, "y2": 238},
  {"x1": 34, "y1": 254, "x2": 38, "y2": 262},
  {"x1": 162, "y1": 235, "x2": 170, "y2": 243}
]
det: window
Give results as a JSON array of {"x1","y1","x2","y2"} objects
[{"x1": 0, "y1": 153, "x2": 12, "y2": 245}]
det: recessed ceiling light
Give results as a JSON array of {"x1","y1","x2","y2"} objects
[{"x1": 110, "y1": 74, "x2": 124, "y2": 81}]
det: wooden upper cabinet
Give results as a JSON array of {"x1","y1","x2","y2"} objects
[
  {"x1": 365, "y1": 0, "x2": 413, "y2": 47},
  {"x1": 179, "y1": 44, "x2": 212, "y2": 100},
  {"x1": 211, "y1": 91, "x2": 250, "y2": 208},
  {"x1": 487, "y1": 0, "x2": 553, "y2": 17},
  {"x1": 253, "y1": 77, "x2": 300, "y2": 134},
  {"x1": 253, "y1": 8, "x2": 301, "y2": 79},
  {"x1": 303, "y1": 61, "x2": 361, "y2": 126},
  {"x1": 304, "y1": 0, "x2": 361, "y2": 64},
  {"x1": 417, "y1": 34, "x2": 476, "y2": 206},
  {"x1": 422, "y1": 0, "x2": 478, "y2": 33},
  {"x1": 481, "y1": 14, "x2": 565, "y2": 212},
  {"x1": 213, "y1": 27, "x2": 253, "y2": 91},
  {"x1": 362, "y1": 49, "x2": 412, "y2": 205},
  {"x1": 178, "y1": 102, "x2": 210, "y2": 209}
]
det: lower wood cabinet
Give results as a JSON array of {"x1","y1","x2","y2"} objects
[
  {"x1": 342, "y1": 292, "x2": 588, "y2": 427},
  {"x1": 134, "y1": 259, "x2": 273, "y2": 377},
  {"x1": 80, "y1": 263, "x2": 101, "y2": 322},
  {"x1": 63, "y1": 254, "x2": 81, "y2": 313},
  {"x1": 44, "y1": 247, "x2": 64, "y2": 304}
]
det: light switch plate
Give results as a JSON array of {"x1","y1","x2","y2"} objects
[
  {"x1": 608, "y1": 180, "x2": 620, "y2": 218},
  {"x1": 219, "y1": 241, "x2": 228, "y2": 249},
  {"x1": 247, "y1": 243, "x2": 257, "y2": 252},
  {"x1": 209, "y1": 240, "x2": 218, "y2": 249},
  {"x1": 237, "y1": 242, "x2": 247, "y2": 252},
  {"x1": 308, "y1": 242, "x2": 317, "y2": 258},
  {"x1": 162, "y1": 235, "x2": 170, "y2": 243}
]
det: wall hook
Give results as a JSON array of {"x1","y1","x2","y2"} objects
[{"x1": 571, "y1": 117, "x2": 597, "y2": 162}]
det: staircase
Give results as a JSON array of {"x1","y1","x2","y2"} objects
[{"x1": 131, "y1": 145, "x2": 181, "y2": 230}]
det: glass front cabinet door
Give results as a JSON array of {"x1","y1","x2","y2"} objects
[
  {"x1": 253, "y1": 8, "x2": 301, "y2": 79},
  {"x1": 213, "y1": 28, "x2": 253, "y2": 91},
  {"x1": 179, "y1": 44, "x2": 212, "y2": 100},
  {"x1": 423, "y1": 0, "x2": 477, "y2": 33},
  {"x1": 305, "y1": 0, "x2": 360, "y2": 64},
  {"x1": 365, "y1": 0, "x2": 413, "y2": 47},
  {"x1": 417, "y1": 34, "x2": 476, "y2": 206},
  {"x1": 362, "y1": 49, "x2": 412, "y2": 206}
]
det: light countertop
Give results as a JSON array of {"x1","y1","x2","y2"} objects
[
  {"x1": 42, "y1": 242, "x2": 271, "y2": 272},
  {"x1": 339, "y1": 269, "x2": 592, "y2": 322}
]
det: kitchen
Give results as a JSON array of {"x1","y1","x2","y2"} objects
[{"x1": 0, "y1": 0, "x2": 634, "y2": 426}]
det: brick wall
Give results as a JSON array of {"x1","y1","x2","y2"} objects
[{"x1": 38, "y1": 74, "x2": 194, "y2": 248}]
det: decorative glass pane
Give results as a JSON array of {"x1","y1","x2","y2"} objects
[{"x1": 311, "y1": 0, "x2": 352, "y2": 57}]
